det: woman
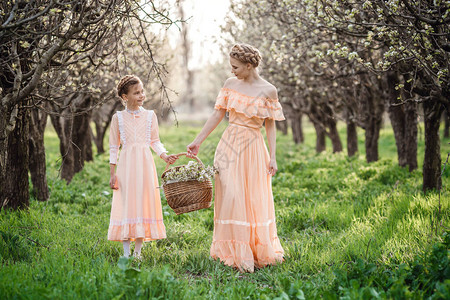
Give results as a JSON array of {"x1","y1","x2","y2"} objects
[{"x1": 187, "y1": 44, "x2": 285, "y2": 272}]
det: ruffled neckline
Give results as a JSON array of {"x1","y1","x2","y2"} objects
[
  {"x1": 215, "y1": 88, "x2": 285, "y2": 121},
  {"x1": 220, "y1": 88, "x2": 279, "y2": 102},
  {"x1": 125, "y1": 106, "x2": 144, "y2": 114}
]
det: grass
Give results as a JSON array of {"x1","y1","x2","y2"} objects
[{"x1": 0, "y1": 120, "x2": 449, "y2": 299}]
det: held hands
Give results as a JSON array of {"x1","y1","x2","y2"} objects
[
  {"x1": 186, "y1": 142, "x2": 200, "y2": 158},
  {"x1": 161, "y1": 153, "x2": 179, "y2": 164},
  {"x1": 268, "y1": 159, "x2": 278, "y2": 176}
]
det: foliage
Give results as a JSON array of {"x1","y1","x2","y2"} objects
[
  {"x1": 227, "y1": 0, "x2": 450, "y2": 105},
  {"x1": 327, "y1": 232, "x2": 450, "y2": 299},
  {"x1": 225, "y1": 0, "x2": 449, "y2": 190},
  {"x1": 0, "y1": 123, "x2": 449, "y2": 298}
]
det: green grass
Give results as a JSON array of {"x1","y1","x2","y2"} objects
[{"x1": 0, "y1": 120, "x2": 449, "y2": 299}]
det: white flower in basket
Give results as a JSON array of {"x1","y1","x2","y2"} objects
[{"x1": 161, "y1": 160, "x2": 216, "y2": 185}]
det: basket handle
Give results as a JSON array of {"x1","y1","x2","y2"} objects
[{"x1": 164, "y1": 152, "x2": 204, "y2": 171}]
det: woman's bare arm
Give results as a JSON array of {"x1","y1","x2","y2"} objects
[{"x1": 187, "y1": 109, "x2": 226, "y2": 156}]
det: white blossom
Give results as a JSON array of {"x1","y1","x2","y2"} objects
[{"x1": 162, "y1": 162, "x2": 216, "y2": 185}]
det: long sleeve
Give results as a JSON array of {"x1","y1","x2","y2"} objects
[
  {"x1": 109, "y1": 113, "x2": 120, "y2": 164},
  {"x1": 149, "y1": 111, "x2": 168, "y2": 156}
]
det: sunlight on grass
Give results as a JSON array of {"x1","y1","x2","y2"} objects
[{"x1": 0, "y1": 121, "x2": 449, "y2": 298}]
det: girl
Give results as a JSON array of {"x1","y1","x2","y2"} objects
[
  {"x1": 108, "y1": 75, "x2": 178, "y2": 258},
  {"x1": 187, "y1": 44, "x2": 285, "y2": 272}
]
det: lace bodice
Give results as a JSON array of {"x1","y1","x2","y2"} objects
[{"x1": 109, "y1": 108, "x2": 167, "y2": 164}]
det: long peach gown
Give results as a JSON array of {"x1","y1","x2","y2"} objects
[
  {"x1": 108, "y1": 107, "x2": 167, "y2": 242},
  {"x1": 210, "y1": 88, "x2": 285, "y2": 272}
]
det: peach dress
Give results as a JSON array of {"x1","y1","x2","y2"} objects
[
  {"x1": 108, "y1": 107, "x2": 167, "y2": 242},
  {"x1": 210, "y1": 88, "x2": 285, "y2": 272}
]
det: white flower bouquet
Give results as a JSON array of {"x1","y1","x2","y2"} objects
[{"x1": 161, "y1": 161, "x2": 216, "y2": 185}]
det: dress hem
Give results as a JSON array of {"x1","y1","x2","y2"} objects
[{"x1": 210, "y1": 237, "x2": 284, "y2": 273}]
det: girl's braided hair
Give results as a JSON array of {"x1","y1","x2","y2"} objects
[
  {"x1": 116, "y1": 75, "x2": 140, "y2": 98},
  {"x1": 229, "y1": 44, "x2": 262, "y2": 67}
]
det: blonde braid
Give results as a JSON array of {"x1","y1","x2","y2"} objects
[{"x1": 229, "y1": 44, "x2": 262, "y2": 67}]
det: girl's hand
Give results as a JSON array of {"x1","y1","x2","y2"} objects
[
  {"x1": 110, "y1": 174, "x2": 118, "y2": 190},
  {"x1": 161, "y1": 153, "x2": 178, "y2": 164},
  {"x1": 186, "y1": 142, "x2": 200, "y2": 158},
  {"x1": 268, "y1": 159, "x2": 278, "y2": 176}
]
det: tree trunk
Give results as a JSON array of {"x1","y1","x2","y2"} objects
[
  {"x1": 444, "y1": 109, "x2": 449, "y2": 138},
  {"x1": 72, "y1": 106, "x2": 93, "y2": 173},
  {"x1": 346, "y1": 120, "x2": 358, "y2": 157},
  {"x1": 58, "y1": 114, "x2": 75, "y2": 182},
  {"x1": 291, "y1": 112, "x2": 304, "y2": 144},
  {"x1": 386, "y1": 72, "x2": 407, "y2": 166},
  {"x1": 313, "y1": 122, "x2": 326, "y2": 153},
  {"x1": 92, "y1": 123, "x2": 105, "y2": 154},
  {"x1": 422, "y1": 99, "x2": 443, "y2": 192},
  {"x1": 186, "y1": 69, "x2": 195, "y2": 109},
  {"x1": 321, "y1": 103, "x2": 342, "y2": 153},
  {"x1": 308, "y1": 107, "x2": 326, "y2": 153},
  {"x1": 345, "y1": 104, "x2": 358, "y2": 156},
  {"x1": 276, "y1": 119, "x2": 288, "y2": 135},
  {"x1": 29, "y1": 108, "x2": 49, "y2": 201},
  {"x1": 3, "y1": 106, "x2": 30, "y2": 209},
  {"x1": 178, "y1": 0, "x2": 195, "y2": 110},
  {"x1": 50, "y1": 94, "x2": 93, "y2": 183},
  {"x1": 0, "y1": 106, "x2": 9, "y2": 209},
  {"x1": 365, "y1": 115, "x2": 382, "y2": 163},
  {"x1": 404, "y1": 100, "x2": 418, "y2": 171},
  {"x1": 361, "y1": 75, "x2": 384, "y2": 163},
  {"x1": 92, "y1": 100, "x2": 121, "y2": 154},
  {"x1": 327, "y1": 118, "x2": 342, "y2": 153},
  {"x1": 386, "y1": 71, "x2": 418, "y2": 171},
  {"x1": 74, "y1": 100, "x2": 93, "y2": 166}
]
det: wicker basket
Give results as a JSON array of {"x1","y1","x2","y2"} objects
[{"x1": 161, "y1": 153, "x2": 212, "y2": 215}]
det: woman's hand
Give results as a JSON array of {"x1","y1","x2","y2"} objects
[
  {"x1": 268, "y1": 159, "x2": 278, "y2": 176},
  {"x1": 185, "y1": 109, "x2": 225, "y2": 158},
  {"x1": 161, "y1": 153, "x2": 178, "y2": 164},
  {"x1": 110, "y1": 174, "x2": 118, "y2": 190},
  {"x1": 186, "y1": 142, "x2": 201, "y2": 158}
]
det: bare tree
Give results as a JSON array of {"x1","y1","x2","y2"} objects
[
  {"x1": 0, "y1": 0, "x2": 178, "y2": 209},
  {"x1": 91, "y1": 28, "x2": 174, "y2": 155}
]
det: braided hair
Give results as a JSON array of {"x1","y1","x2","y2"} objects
[
  {"x1": 229, "y1": 44, "x2": 262, "y2": 68},
  {"x1": 116, "y1": 75, "x2": 141, "y2": 98}
]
